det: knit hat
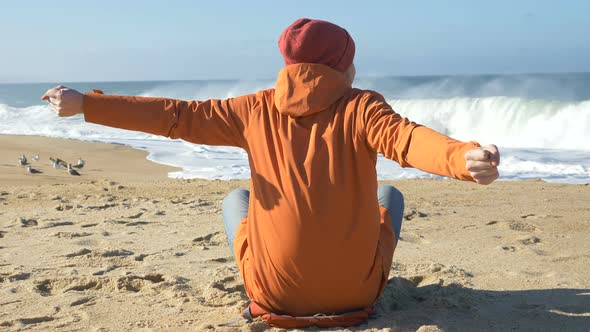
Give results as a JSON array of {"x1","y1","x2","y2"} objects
[{"x1": 278, "y1": 18, "x2": 355, "y2": 72}]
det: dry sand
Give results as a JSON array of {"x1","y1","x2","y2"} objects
[{"x1": 1, "y1": 135, "x2": 589, "y2": 331}]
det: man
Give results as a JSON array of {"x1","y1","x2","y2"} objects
[{"x1": 42, "y1": 18, "x2": 499, "y2": 327}]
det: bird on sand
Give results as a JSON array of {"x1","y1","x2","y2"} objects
[
  {"x1": 56, "y1": 158, "x2": 68, "y2": 168},
  {"x1": 49, "y1": 157, "x2": 67, "y2": 169},
  {"x1": 26, "y1": 166, "x2": 42, "y2": 174},
  {"x1": 73, "y1": 157, "x2": 85, "y2": 169},
  {"x1": 67, "y1": 163, "x2": 80, "y2": 176},
  {"x1": 18, "y1": 154, "x2": 27, "y2": 166}
]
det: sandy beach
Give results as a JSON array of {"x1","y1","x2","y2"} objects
[{"x1": 1, "y1": 134, "x2": 589, "y2": 332}]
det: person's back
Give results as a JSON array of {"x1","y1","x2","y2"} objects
[{"x1": 235, "y1": 64, "x2": 396, "y2": 315}]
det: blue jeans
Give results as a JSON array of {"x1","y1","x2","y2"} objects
[{"x1": 222, "y1": 185, "x2": 404, "y2": 254}]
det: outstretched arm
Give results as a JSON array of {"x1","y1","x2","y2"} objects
[
  {"x1": 41, "y1": 86, "x2": 253, "y2": 149},
  {"x1": 361, "y1": 91, "x2": 499, "y2": 185}
]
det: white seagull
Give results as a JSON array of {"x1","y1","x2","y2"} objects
[{"x1": 73, "y1": 157, "x2": 85, "y2": 169}]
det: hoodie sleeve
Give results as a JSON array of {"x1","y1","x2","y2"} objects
[
  {"x1": 83, "y1": 90, "x2": 253, "y2": 149},
  {"x1": 360, "y1": 91, "x2": 479, "y2": 181}
]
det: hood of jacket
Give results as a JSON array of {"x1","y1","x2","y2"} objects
[{"x1": 274, "y1": 63, "x2": 352, "y2": 117}]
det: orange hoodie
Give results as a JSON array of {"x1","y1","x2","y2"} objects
[{"x1": 83, "y1": 64, "x2": 479, "y2": 316}]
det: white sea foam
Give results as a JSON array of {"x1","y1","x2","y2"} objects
[
  {"x1": 1, "y1": 94, "x2": 589, "y2": 183},
  {"x1": 390, "y1": 97, "x2": 590, "y2": 151}
]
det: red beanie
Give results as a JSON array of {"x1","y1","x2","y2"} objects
[{"x1": 278, "y1": 18, "x2": 355, "y2": 72}]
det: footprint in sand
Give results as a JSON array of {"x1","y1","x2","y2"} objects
[
  {"x1": 0, "y1": 272, "x2": 31, "y2": 283},
  {"x1": 34, "y1": 274, "x2": 169, "y2": 297},
  {"x1": 125, "y1": 221, "x2": 150, "y2": 227},
  {"x1": 92, "y1": 265, "x2": 121, "y2": 276},
  {"x1": 192, "y1": 232, "x2": 225, "y2": 247},
  {"x1": 486, "y1": 219, "x2": 540, "y2": 233},
  {"x1": 54, "y1": 204, "x2": 74, "y2": 211},
  {"x1": 501, "y1": 245, "x2": 517, "y2": 252},
  {"x1": 378, "y1": 265, "x2": 475, "y2": 312},
  {"x1": 2, "y1": 316, "x2": 56, "y2": 328},
  {"x1": 40, "y1": 220, "x2": 75, "y2": 229},
  {"x1": 134, "y1": 254, "x2": 148, "y2": 261},
  {"x1": 207, "y1": 257, "x2": 234, "y2": 263},
  {"x1": 127, "y1": 212, "x2": 144, "y2": 219},
  {"x1": 509, "y1": 221, "x2": 538, "y2": 232},
  {"x1": 64, "y1": 248, "x2": 92, "y2": 258},
  {"x1": 83, "y1": 203, "x2": 118, "y2": 211},
  {"x1": 200, "y1": 267, "x2": 246, "y2": 307},
  {"x1": 518, "y1": 236, "x2": 541, "y2": 245},
  {"x1": 191, "y1": 199, "x2": 213, "y2": 207},
  {"x1": 69, "y1": 296, "x2": 95, "y2": 307},
  {"x1": 399, "y1": 233, "x2": 430, "y2": 244},
  {"x1": 520, "y1": 213, "x2": 562, "y2": 220},
  {"x1": 104, "y1": 219, "x2": 128, "y2": 225},
  {"x1": 404, "y1": 209, "x2": 429, "y2": 221},
  {"x1": 75, "y1": 239, "x2": 99, "y2": 246},
  {"x1": 407, "y1": 274, "x2": 442, "y2": 287},
  {"x1": 50, "y1": 195, "x2": 66, "y2": 202},
  {"x1": 170, "y1": 197, "x2": 186, "y2": 204},
  {"x1": 16, "y1": 217, "x2": 38, "y2": 227},
  {"x1": 550, "y1": 254, "x2": 590, "y2": 263},
  {"x1": 98, "y1": 248, "x2": 134, "y2": 258},
  {"x1": 50, "y1": 232, "x2": 93, "y2": 239}
]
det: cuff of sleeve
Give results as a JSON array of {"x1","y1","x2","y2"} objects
[
  {"x1": 83, "y1": 90, "x2": 105, "y2": 125},
  {"x1": 455, "y1": 141, "x2": 481, "y2": 182}
]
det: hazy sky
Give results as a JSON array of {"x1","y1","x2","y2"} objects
[{"x1": 1, "y1": 0, "x2": 589, "y2": 82}]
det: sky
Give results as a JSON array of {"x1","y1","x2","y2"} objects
[{"x1": 0, "y1": 0, "x2": 589, "y2": 83}]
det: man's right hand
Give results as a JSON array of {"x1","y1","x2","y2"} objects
[
  {"x1": 465, "y1": 144, "x2": 500, "y2": 185},
  {"x1": 41, "y1": 86, "x2": 84, "y2": 117}
]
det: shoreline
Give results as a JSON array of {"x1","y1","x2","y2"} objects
[{"x1": 0, "y1": 134, "x2": 181, "y2": 186}]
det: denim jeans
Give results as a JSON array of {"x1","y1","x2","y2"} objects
[{"x1": 222, "y1": 185, "x2": 404, "y2": 254}]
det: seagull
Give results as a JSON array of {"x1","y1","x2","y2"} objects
[
  {"x1": 18, "y1": 154, "x2": 27, "y2": 166},
  {"x1": 26, "y1": 166, "x2": 42, "y2": 174},
  {"x1": 73, "y1": 157, "x2": 85, "y2": 169},
  {"x1": 56, "y1": 158, "x2": 67, "y2": 168},
  {"x1": 49, "y1": 157, "x2": 63, "y2": 169},
  {"x1": 50, "y1": 157, "x2": 67, "y2": 169},
  {"x1": 67, "y1": 163, "x2": 80, "y2": 176}
]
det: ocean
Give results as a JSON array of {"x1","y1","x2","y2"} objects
[{"x1": 1, "y1": 73, "x2": 589, "y2": 183}]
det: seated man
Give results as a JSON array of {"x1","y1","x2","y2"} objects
[{"x1": 42, "y1": 18, "x2": 499, "y2": 327}]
